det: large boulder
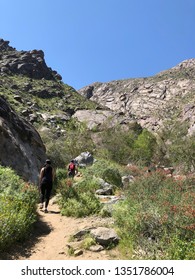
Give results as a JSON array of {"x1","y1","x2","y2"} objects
[
  {"x1": 74, "y1": 151, "x2": 94, "y2": 167},
  {"x1": 90, "y1": 227, "x2": 120, "y2": 246},
  {"x1": 0, "y1": 96, "x2": 46, "y2": 184}
]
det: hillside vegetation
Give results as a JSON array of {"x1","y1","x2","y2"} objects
[{"x1": 51, "y1": 158, "x2": 195, "y2": 259}]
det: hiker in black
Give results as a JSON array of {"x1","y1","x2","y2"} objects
[
  {"x1": 67, "y1": 159, "x2": 78, "y2": 178},
  {"x1": 39, "y1": 159, "x2": 54, "y2": 213}
]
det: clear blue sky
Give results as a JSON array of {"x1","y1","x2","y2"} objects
[{"x1": 0, "y1": 0, "x2": 195, "y2": 90}]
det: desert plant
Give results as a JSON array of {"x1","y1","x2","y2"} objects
[
  {"x1": 57, "y1": 178, "x2": 102, "y2": 217},
  {"x1": 0, "y1": 166, "x2": 38, "y2": 251},
  {"x1": 102, "y1": 168, "x2": 122, "y2": 187},
  {"x1": 113, "y1": 170, "x2": 195, "y2": 259},
  {"x1": 162, "y1": 121, "x2": 195, "y2": 172}
]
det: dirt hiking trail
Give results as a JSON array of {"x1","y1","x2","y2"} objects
[{"x1": 12, "y1": 197, "x2": 119, "y2": 260}]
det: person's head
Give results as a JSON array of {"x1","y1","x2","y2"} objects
[
  {"x1": 70, "y1": 159, "x2": 75, "y2": 163},
  {"x1": 45, "y1": 159, "x2": 51, "y2": 165}
]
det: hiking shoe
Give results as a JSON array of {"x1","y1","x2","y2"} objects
[{"x1": 44, "y1": 209, "x2": 48, "y2": 213}]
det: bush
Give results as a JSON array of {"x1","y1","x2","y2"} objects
[
  {"x1": 60, "y1": 191, "x2": 101, "y2": 217},
  {"x1": 94, "y1": 125, "x2": 157, "y2": 166},
  {"x1": 0, "y1": 166, "x2": 25, "y2": 194},
  {"x1": 0, "y1": 194, "x2": 37, "y2": 250},
  {"x1": 113, "y1": 171, "x2": 195, "y2": 259},
  {"x1": 168, "y1": 135, "x2": 195, "y2": 172},
  {"x1": 102, "y1": 168, "x2": 122, "y2": 187},
  {"x1": 53, "y1": 168, "x2": 68, "y2": 192},
  {"x1": 162, "y1": 122, "x2": 195, "y2": 172},
  {"x1": 132, "y1": 129, "x2": 157, "y2": 165},
  {"x1": 96, "y1": 127, "x2": 138, "y2": 164},
  {"x1": 58, "y1": 179, "x2": 102, "y2": 217},
  {"x1": 0, "y1": 166, "x2": 38, "y2": 251}
]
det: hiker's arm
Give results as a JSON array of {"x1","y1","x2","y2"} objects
[{"x1": 39, "y1": 168, "x2": 44, "y2": 190}]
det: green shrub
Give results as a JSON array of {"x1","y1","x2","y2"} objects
[
  {"x1": 0, "y1": 166, "x2": 25, "y2": 194},
  {"x1": 0, "y1": 166, "x2": 38, "y2": 251},
  {"x1": 0, "y1": 194, "x2": 37, "y2": 251},
  {"x1": 96, "y1": 127, "x2": 137, "y2": 164},
  {"x1": 94, "y1": 125, "x2": 157, "y2": 166},
  {"x1": 82, "y1": 236, "x2": 96, "y2": 249},
  {"x1": 55, "y1": 168, "x2": 67, "y2": 181},
  {"x1": 168, "y1": 135, "x2": 195, "y2": 172},
  {"x1": 102, "y1": 168, "x2": 122, "y2": 187},
  {"x1": 132, "y1": 129, "x2": 157, "y2": 165},
  {"x1": 58, "y1": 179, "x2": 102, "y2": 217},
  {"x1": 53, "y1": 168, "x2": 68, "y2": 192},
  {"x1": 166, "y1": 236, "x2": 195, "y2": 260},
  {"x1": 82, "y1": 158, "x2": 121, "y2": 179},
  {"x1": 161, "y1": 122, "x2": 195, "y2": 172},
  {"x1": 60, "y1": 190, "x2": 101, "y2": 217},
  {"x1": 73, "y1": 177, "x2": 100, "y2": 193}
]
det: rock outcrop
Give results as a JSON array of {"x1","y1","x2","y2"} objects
[
  {"x1": 78, "y1": 59, "x2": 195, "y2": 135},
  {"x1": 0, "y1": 38, "x2": 62, "y2": 80},
  {"x1": 90, "y1": 227, "x2": 120, "y2": 246},
  {"x1": 74, "y1": 151, "x2": 94, "y2": 166},
  {"x1": 0, "y1": 96, "x2": 46, "y2": 184},
  {"x1": 73, "y1": 226, "x2": 119, "y2": 247}
]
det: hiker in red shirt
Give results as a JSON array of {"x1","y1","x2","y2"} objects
[{"x1": 67, "y1": 160, "x2": 78, "y2": 178}]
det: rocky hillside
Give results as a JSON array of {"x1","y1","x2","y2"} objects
[
  {"x1": 0, "y1": 38, "x2": 194, "y2": 180},
  {"x1": 0, "y1": 39, "x2": 100, "y2": 133},
  {"x1": 78, "y1": 59, "x2": 195, "y2": 135},
  {"x1": 2, "y1": 38, "x2": 194, "y2": 138},
  {"x1": 0, "y1": 39, "x2": 100, "y2": 181}
]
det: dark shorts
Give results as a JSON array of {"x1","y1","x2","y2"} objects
[{"x1": 68, "y1": 171, "x2": 75, "y2": 178}]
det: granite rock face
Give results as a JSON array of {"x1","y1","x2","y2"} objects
[
  {"x1": 0, "y1": 96, "x2": 46, "y2": 184},
  {"x1": 78, "y1": 59, "x2": 195, "y2": 135}
]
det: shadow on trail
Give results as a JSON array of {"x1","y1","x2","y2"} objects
[
  {"x1": 49, "y1": 210, "x2": 61, "y2": 214},
  {"x1": 0, "y1": 213, "x2": 52, "y2": 260}
]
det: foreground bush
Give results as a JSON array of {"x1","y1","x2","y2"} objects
[
  {"x1": 0, "y1": 166, "x2": 38, "y2": 252},
  {"x1": 58, "y1": 178, "x2": 102, "y2": 217},
  {"x1": 113, "y1": 171, "x2": 195, "y2": 259}
]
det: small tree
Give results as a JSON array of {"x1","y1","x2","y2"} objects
[{"x1": 132, "y1": 129, "x2": 157, "y2": 165}]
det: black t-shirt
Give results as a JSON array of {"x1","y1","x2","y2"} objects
[{"x1": 42, "y1": 165, "x2": 53, "y2": 183}]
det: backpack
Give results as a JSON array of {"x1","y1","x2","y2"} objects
[{"x1": 69, "y1": 162, "x2": 75, "y2": 171}]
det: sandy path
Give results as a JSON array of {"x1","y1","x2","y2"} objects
[{"x1": 17, "y1": 197, "x2": 118, "y2": 260}]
